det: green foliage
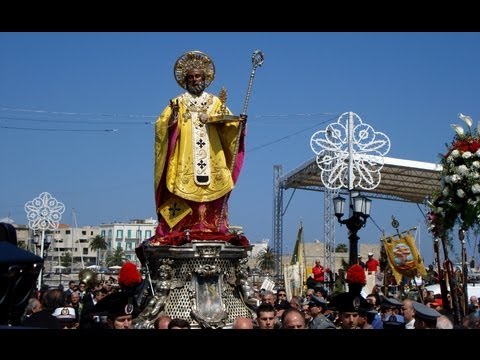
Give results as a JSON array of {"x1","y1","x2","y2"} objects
[
  {"x1": 89, "y1": 234, "x2": 108, "y2": 251},
  {"x1": 90, "y1": 234, "x2": 108, "y2": 266},
  {"x1": 256, "y1": 246, "x2": 276, "y2": 272},
  {"x1": 60, "y1": 252, "x2": 72, "y2": 268},
  {"x1": 335, "y1": 243, "x2": 348, "y2": 253},
  {"x1": 105, "y1": 248, "x2": 126, "y2": 267}
]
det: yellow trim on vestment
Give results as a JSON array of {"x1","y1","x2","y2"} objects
[
  {"x1": 154, "y1": 92, "x2": 242, "y2": 203},
  {"x1": 158, "y1": 195, "x2": 192, "y2": 228}
]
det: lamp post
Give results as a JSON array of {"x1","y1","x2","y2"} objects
[
  {"x1": 32, "y1": 231, "x2": 53, "y2": 288},
  {"x1": 333, "y1": 191, "x2": 372, "y2": 266}
]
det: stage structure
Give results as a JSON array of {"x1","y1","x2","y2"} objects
[{"x1": 273, "y1": 112, "x2": 442, "y2": 275}]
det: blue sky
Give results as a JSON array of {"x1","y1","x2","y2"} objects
[{"x1": 1, "y1": 32, "x2": 480, "y2": 266}]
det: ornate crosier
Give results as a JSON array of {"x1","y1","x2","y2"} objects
[{"x1": 428, "y1": 113, "x2": 480, "y2": 238}]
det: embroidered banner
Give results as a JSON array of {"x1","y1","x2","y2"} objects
[{"x1": 383, "y1": 232, "x2": 426, "y2": 284}]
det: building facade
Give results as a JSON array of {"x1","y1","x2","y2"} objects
[{"x1": 99, "y1": 217, "x2": 157, "y2": 265}]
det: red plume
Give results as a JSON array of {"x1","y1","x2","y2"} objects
[
  {"x1": 118, "y1": 262, "x2": 142, "y2": 288},
  {"x1": 346, "y1": 264, "x2": 366, "y2": 285}
]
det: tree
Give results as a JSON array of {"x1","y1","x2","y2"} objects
[
  {"x1": 61, "y1": 252, "x2": 72, "y2": 268},
  {"x1": 105, "y1": 248, "x2": 127, "y2": 267},
  {"x1": 257, "y1": 246, "x2": 276, "y2": 273},
  {"x1": 89, "y1": 234, "x2": 108, "y2": 266},
  {"x1": 335, "y1": 243, "x2": 348, "y2": 253}
]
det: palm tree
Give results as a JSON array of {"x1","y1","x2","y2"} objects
[
  {"x1": 257, "y1": 246, "x2": 276, "y2": 273},
  {"x1": 105, "y1": 248, "x2": 127, "y2": 267},
  {"x1": 60, "y1": 252, "x2": 72, "y2": 268},
  {"x1": 335, "y1": 243, "x2": 348, "y2": 253},
  {"x1": 90, "y1": 234, "x2": 108, "y2": 266}
]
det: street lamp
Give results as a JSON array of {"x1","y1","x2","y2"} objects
[
  {"x1": 32, "y1": 233, "x2": 40, "y2": 255},
  {"x1": 32, "y1": 232, "x2": 53, "y2": 287},
  {"x1": 333, "y1": 191, "x2": 372, "y2": 266},
  {"x1": 32, "y1": 233, "x2": 52, "y2": 255}
]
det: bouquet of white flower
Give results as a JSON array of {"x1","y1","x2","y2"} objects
[{"x1": 428, "y1": 113, "x2": 480, "y2": 235}]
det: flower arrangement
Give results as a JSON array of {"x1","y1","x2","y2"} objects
[{"x1": 428, "y1": 113, "x2": 480, "y2": 237}]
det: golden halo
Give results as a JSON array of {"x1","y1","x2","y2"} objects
[{"x1": 174, "y1": 51, "x2": 215, "y2": 90}]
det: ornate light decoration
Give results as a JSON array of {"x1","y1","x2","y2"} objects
[
  {"x1": 25, "y1": 191, "x2": 65, "y2": 231},
  {"x1": 310, "y1": 111, "x2": 391, "y2": 190}
]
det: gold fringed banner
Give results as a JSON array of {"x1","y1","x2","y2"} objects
[{"x1": 383, "y1": 232, "x2": 426, "y2": 284}]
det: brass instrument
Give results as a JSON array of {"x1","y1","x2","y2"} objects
[{"x1": 78, "y1": 268, "x2": 98, "y2": 291}]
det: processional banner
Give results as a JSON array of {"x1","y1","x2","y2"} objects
[{"x1": 383, "y1": 232, "x2": 426, "y2": 284}]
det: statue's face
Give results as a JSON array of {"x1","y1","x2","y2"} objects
[
  {"x1": 158, "y1": 265, "x2": 171, "y2": 279},
  {"x1": 185, "y1": 68, "x2": 205, "y2": 95}
]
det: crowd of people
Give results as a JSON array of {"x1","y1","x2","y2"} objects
[{"x1": 18, "y1": 256, "x2": 480, "y2": 329}]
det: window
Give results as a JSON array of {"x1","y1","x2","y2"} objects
[
  {"x1": 145, "y1": 230, "x2": 151, "y2": 239},
  {"x1": 116, "y1": 229, "x2": 123, "y2": 239},
  {"x1": 101, "y1": 230, "x2": 106, "y2": 238},
  {"x1": 136, "y1": 230, "x2": 142, "y2": 239},
  {"x1": 127, "y1": 229, "x2": 132, "y2": 238}
]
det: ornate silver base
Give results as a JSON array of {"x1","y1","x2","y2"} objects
[{"x1": 135, "y1": 241, "x2": 256, "y2": 329}]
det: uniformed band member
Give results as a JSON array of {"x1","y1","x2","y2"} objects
[
  {"x1": 412, "y1": 301, "x2": 441, "y2": 329},
  {"x1": 52, "y1": 306, "x2": 78, "y2": 329},
  {"x1": 330, "y1": 264, "x2": 371, "y2": 329},
  {"x1": 380, "y1": 297, "x2": 405, "y2": 328},
  {"x1": 92, "y1": 292, "x2": 139, "y2": 329},
  {"x1": 330, "y1": 291, "x2": 371, "y2": 329},
  {"x1": 307, "y1": 295, "x2": 336, "y2": 329}
]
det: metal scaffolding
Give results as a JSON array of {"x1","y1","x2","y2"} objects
[
  {"x1": 273, "y1": 165, "x2": 283, "y2": 277},
  {"x1": 273, "y1": 155, "x2": 442, "y2": 278}
]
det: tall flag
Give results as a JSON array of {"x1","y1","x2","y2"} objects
[
  {"x1": 285, "y1": 221, "x2": 306, "y2": 297},
  {"x1": 383, "y1": 231, "x2": 427, "y2": 284},
  {"x1": 291, "y1": 221, "x2": 303, "y2": 264}
]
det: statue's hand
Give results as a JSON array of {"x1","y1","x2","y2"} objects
[
  {"x1": 169, "y1": 99, "x2": 179, "y2": 126},
  {"x1": 170, "y1": 99, "x2": 179, "y2": 113}
]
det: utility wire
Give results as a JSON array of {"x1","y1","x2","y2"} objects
[
  {"x1": 368, "y1": 215, "x2": 385, "y2": 236},
  {"x1": 0, "y1": 107, "x2": 156, "y2": 119},
  {"x1": 0, "y1": 125, "x2": 118, "y2": 132},
  {"x1": 0, "y1": 115, "x2": 153, "y2": 125},
  {"x1": 0, "y1": 106, "x2": 343, "y2": 143},
  {"x1": 248, "y1": 113, "x2": 342, "y2": 152}
]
